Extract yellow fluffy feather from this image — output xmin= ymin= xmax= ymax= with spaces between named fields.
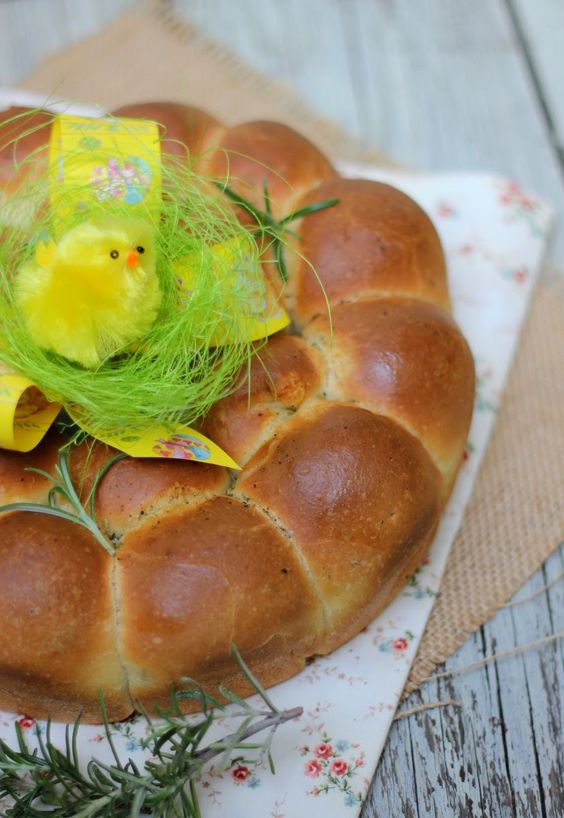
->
xmin=15 ymin=218 xmax=161 ymax=368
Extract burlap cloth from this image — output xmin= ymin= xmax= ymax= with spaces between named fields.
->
xmin=17 ymin=1 xmax=564 ymax=690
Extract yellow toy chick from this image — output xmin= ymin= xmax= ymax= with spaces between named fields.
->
xmin=15 ymin=217 xmax=161 ymax=368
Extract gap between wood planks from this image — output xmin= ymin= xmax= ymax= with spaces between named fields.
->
xmin=504 ymin=0 xmax=564 ymax=174
xmin=395 ymin=630 xmax=564 ymax=720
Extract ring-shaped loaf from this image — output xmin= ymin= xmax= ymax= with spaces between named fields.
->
xmin=0 ymin=104 xmax=475 ymax=721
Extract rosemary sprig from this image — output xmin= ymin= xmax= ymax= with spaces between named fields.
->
xmin=0 ymin=645 xmax=302 ymax=817
xmin=215 ymin=179 xmax=339 ymax=282
xmin=0 ymin=446 xmax=125 ymax=556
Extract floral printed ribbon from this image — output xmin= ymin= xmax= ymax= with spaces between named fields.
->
xmin=49 ymin=114 xmax=163 ymax=223
xmin=0 ymin=114 xmax=290 ymax=468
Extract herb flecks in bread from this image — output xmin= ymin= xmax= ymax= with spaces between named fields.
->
xmin=0 ymin=104 xmax=475 ymax=722
xmin=0 ymin=443 xmax=124 ymax=555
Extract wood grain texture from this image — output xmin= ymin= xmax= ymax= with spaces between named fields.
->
xmin=365 ymin=543 xmax=564 ymax=818
xmin=0 ymin=0 xmax=137 ymax=87
xmin=511 ymin=0 xmax=564 ymax=163
xmin=171 ymin=0 xmax=564 ymax=263
xmin=0 ymin=1 xmax=563 ymax=815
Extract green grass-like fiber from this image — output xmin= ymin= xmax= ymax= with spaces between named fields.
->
xmin=0 ymin=113 xmax=270 ymax=439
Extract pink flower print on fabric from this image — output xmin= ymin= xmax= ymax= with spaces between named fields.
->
xmin=314 ymin=743 xmax=333 ymax=760
xmin=230 ymin=763 xmax=261 ymax=789
xmin=374 ymin=629 xmax=415 ymax=656
xmin=16 ymin=715 xmax=35 ymax=730
xmin=330 ymin=759 xmax=348 ymax=776
xmin=305 ymin=759 xmax=323 ymax=778
xmin=501 ymin=266 xmax=529 ymax=284
xmin=436 ymin=201 xmax=458 ymax=219
xmin=496 ymin=179 xmax=547 ymax=237
xmin=232 ymin=765 xmax=250 ymax=782
xmin=301 ymin=734 xmax=366 ymax=806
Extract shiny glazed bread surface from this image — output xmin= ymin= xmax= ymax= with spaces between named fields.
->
xmin=0 ymin=104 xmax=475 ymax=720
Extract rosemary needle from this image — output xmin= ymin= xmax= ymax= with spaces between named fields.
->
xmin=0 ymin=646 xmax=302 ymax=817
xmin=0 ymin=445 xmax=125 ymax=556
xmin=215 ymin=179 xmax=339 ymax=282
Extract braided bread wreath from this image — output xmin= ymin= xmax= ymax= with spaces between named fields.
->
xmin=0 ymin=103 xmax=475 ymax=722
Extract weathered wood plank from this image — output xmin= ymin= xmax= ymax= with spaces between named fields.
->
xmin=0 ymin=0 xmax=136 ymax=88
xmin=510 ymin=0 xmax=564 ymax=163
xmin=365 ymin=543 xmax=564 ymax=818
xmin=483 ymin=600 xmax=549 ymax=816
xmin=365 ymin=633 xmax=513 ymax=817
xmin=174 ymin=0 xmax=564 ymax=262
xmin=517 ymin=551 xmax=564 ymax=816
xmin=479 ymin=549 xmax=564 ymax=818
xmin=174 ymin=0 xmax=365 ymax=136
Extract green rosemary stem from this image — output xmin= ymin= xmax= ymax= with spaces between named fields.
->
xmin=0 ymin=445 xmax=121 ymax=556
xmin=189 ymin=779 xmax=202 ymax=818
xmin=214 ymin=179 xmax=339 ymax=283
xmin=193 ymin=707 xmax=303 ymax=769
xmin=230 ymin=643 xmax=278 ymax=712
xmin=280 ymin=196 xmax=340 ymax=225
xmin=73 ymin=794 xmax=112 ymax=818
xmin=0 ymin=646 xmax=303 ymax=817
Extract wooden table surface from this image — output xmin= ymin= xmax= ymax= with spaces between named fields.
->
xmin=1 ymin=2 xmax=563 ymax=816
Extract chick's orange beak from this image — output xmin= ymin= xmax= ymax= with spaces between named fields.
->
xmin=126 ymin=249 xmax=139 ymax=269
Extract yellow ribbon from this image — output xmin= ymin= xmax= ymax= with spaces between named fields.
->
xmin=49 ymin=114 xmax=162 ymax=225
xmin=0 ymin=365 xmax=62 ymax=453
xmin=0 ymin=114 xmax=290 ymax=468
xmin=175 ymin=236 xmax=290 ymax=344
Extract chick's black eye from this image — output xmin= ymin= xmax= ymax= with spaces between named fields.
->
xmin=110 ymin=249 xmax=119 ymax=259
xmin=136 ymin=246 xmax=145 ymax=254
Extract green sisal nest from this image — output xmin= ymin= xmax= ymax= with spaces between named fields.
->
xmin=0 ymin=113 xmax=270 ymax=440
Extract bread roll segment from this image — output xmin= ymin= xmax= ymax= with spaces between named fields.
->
xmin=0 ymin=513 xmax=125 ymax=721
xmin=200 ymin=119 xmax=338 ymax=216
xmin=237 ymin=401 xmax=442 ymax=633
xmin=201 ymin=334 xmax=326 ymax=466
xmin=286 ymin=177 xmax=451 ymax=326
xmin=304 ymin=298 xmax=475 ymax=490
xmin=0 ymin=105 xmax=475 ymax=720
xmin=119 ymin=496 xmax=325 ymax=710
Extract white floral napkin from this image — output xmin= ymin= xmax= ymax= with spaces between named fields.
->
xmin=0 ymin=165 xmax=553 ymax=818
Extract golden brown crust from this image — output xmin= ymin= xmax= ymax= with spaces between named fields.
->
xmin=95 ymin=454 xmax=229 ymax=538
xmin=237 ymin=402 xmax=442 ymax=633
xmin=118 ymin=497 xmax=325 ymax=708
xmin=0 ymin=107 xmax=52 ymax=190
xmin=0 ymin=513 xmax=127 ymax=721
xmin=0 ymin=430 xmax=61 ymax=504
xmin=201 ymin=120 xmax=338 ymax=217
xmin=0 ymin=104 xmax=475 ymax=721
xmin=286 ymin=178 xmax=450 ymax=326
xmin=112 ymin=102 xmax=222 ymax=160
xmin=201 ymin=334 xmax=326 ymax=466
xmin=304 ymin=298 xmax=475 ymax=488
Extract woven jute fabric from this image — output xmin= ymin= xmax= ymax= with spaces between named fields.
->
xmin=18 ymin=0 xmax=564 ymax=689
